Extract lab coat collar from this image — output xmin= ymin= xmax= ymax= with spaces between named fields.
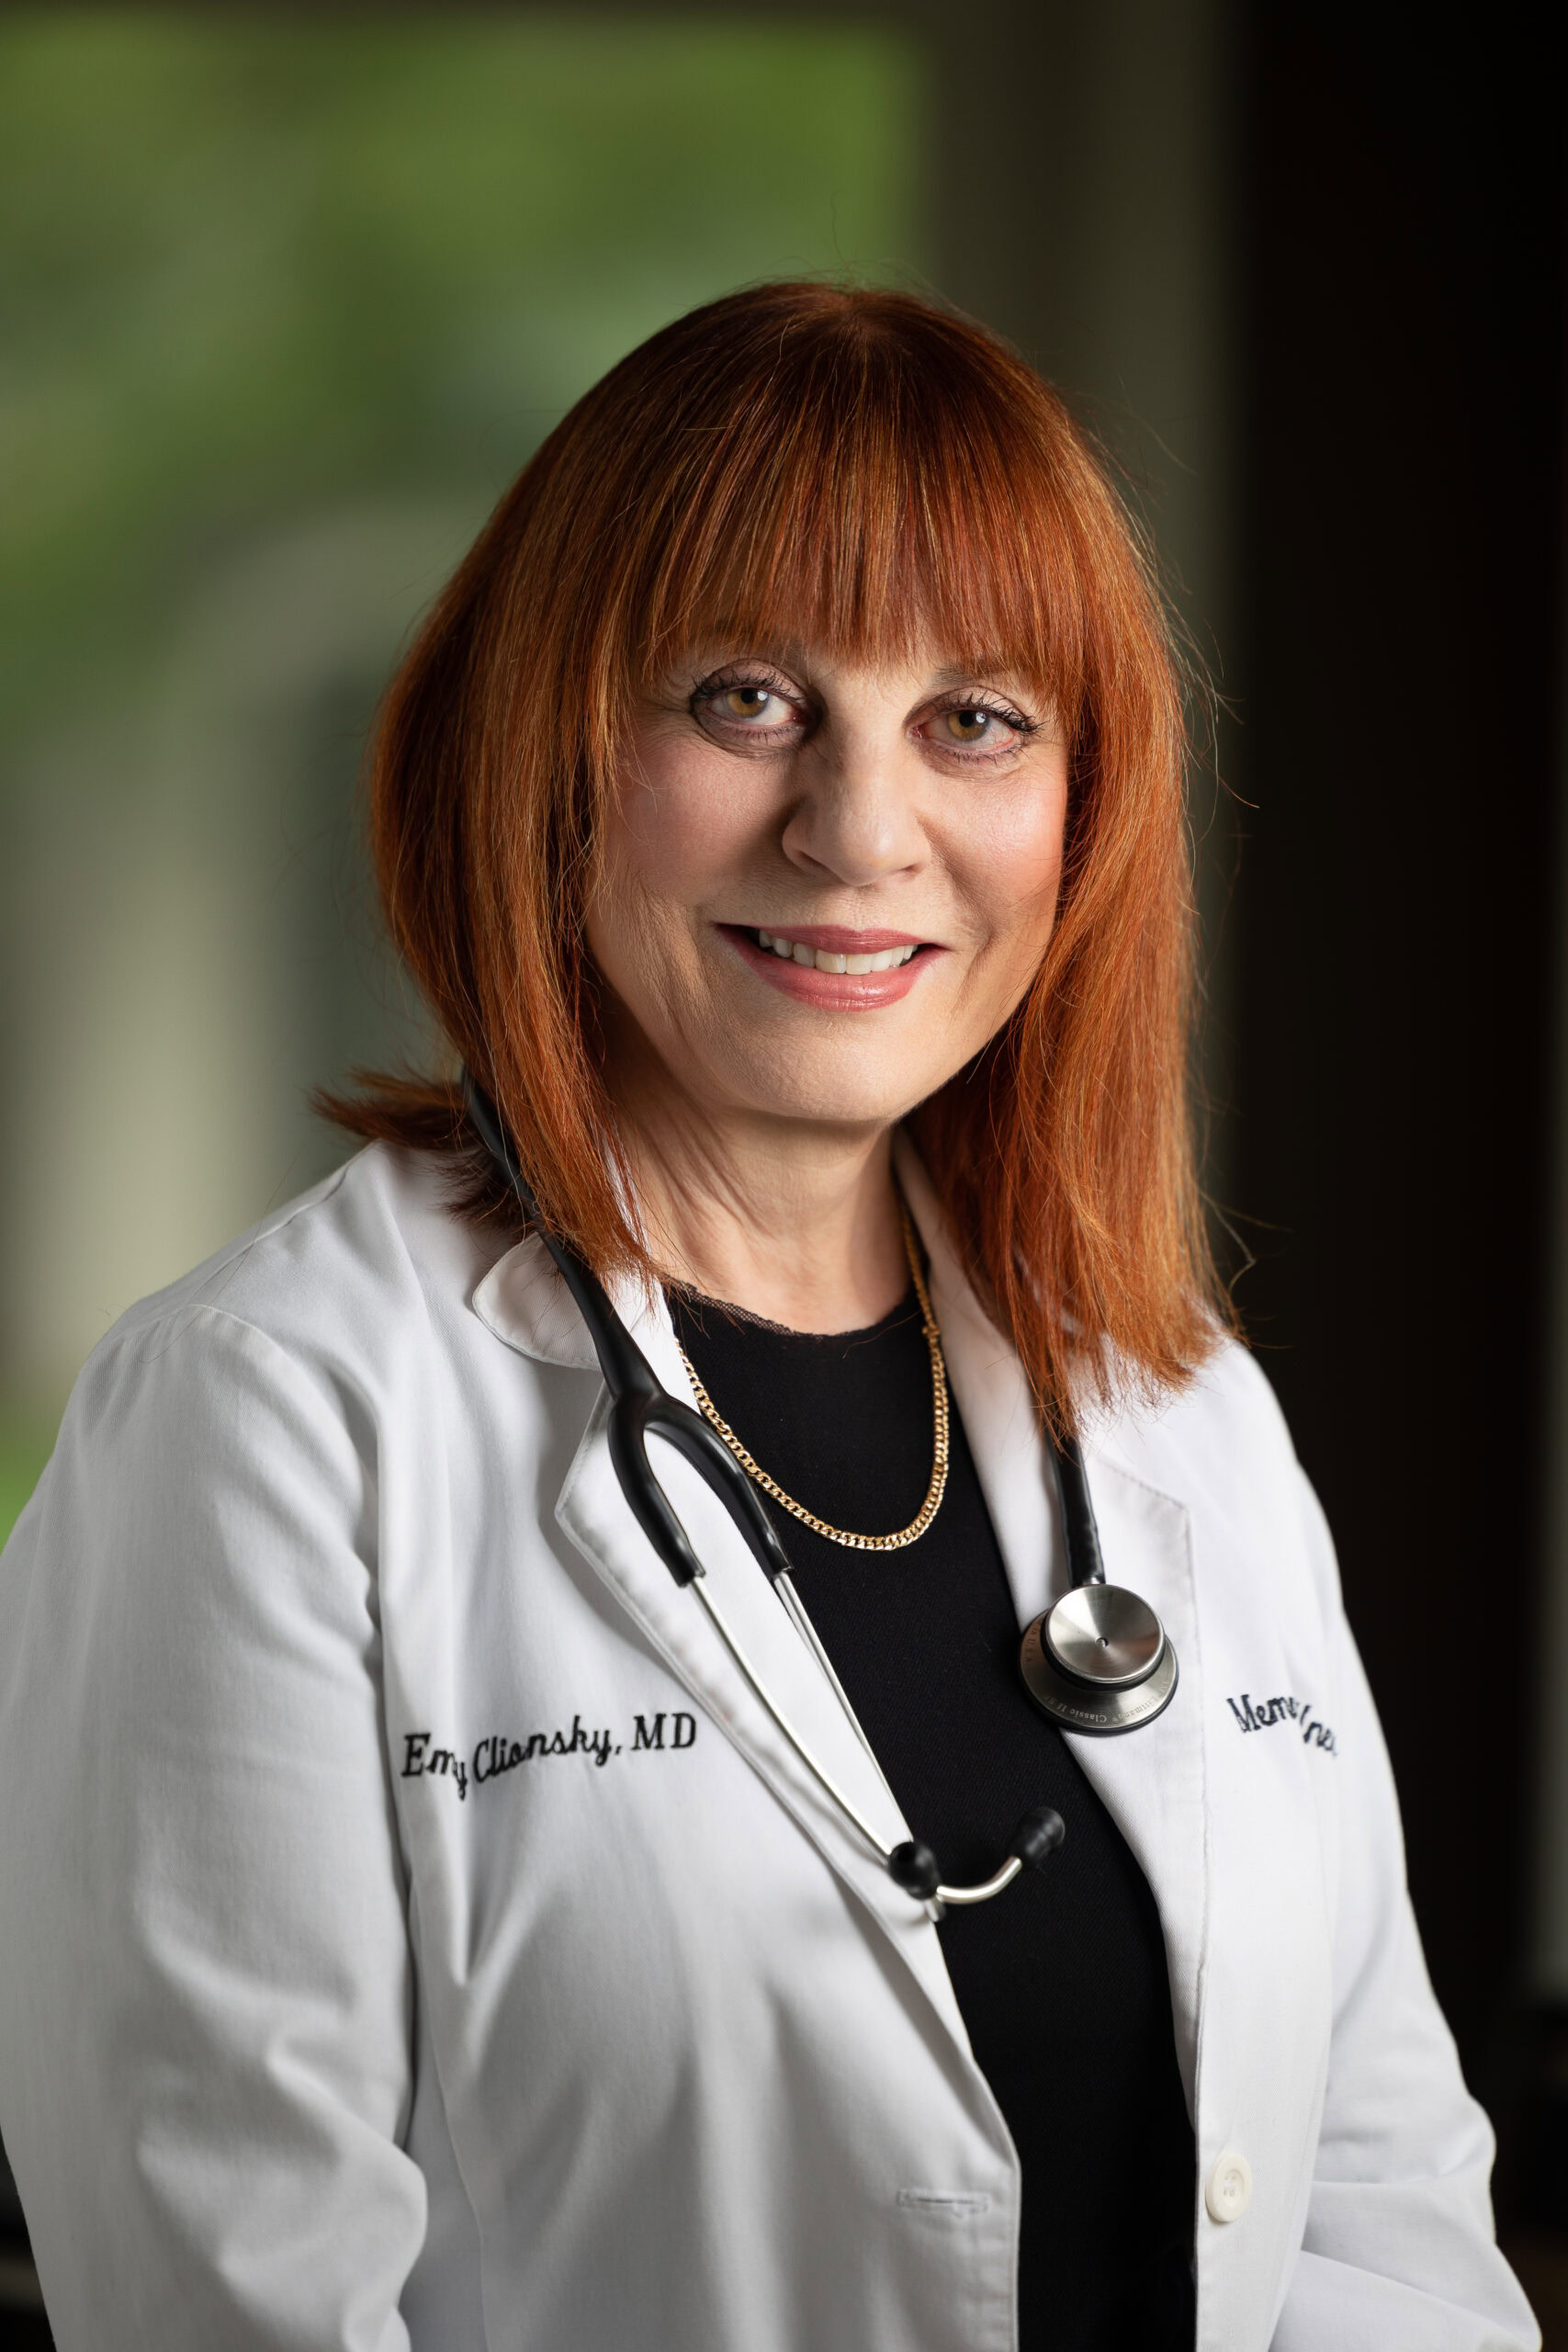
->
xmin=469 ymin=1137 xmax=1209 ymax=2108
xmin=471 ymin=1217 xmax=618 ymax=1372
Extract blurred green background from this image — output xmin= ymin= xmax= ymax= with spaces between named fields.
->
xmin=0 ymin=9 xmax=926 ymax=1541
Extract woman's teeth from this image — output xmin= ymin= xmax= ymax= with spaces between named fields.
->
xmin=755 ymin=929 xmax=917 ymax=975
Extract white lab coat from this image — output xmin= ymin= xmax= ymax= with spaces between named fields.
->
xmin=0 ymin=1138 xmax=1539 ymax=2352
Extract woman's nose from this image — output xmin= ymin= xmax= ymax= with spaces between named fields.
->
xmin=779 ymin=742 xmax=928 ymax=888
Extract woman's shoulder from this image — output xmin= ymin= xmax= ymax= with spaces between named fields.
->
xmin=1092 ymin=1331 xmax=1298 ymax=1494
xmin=3 ymin=1146 xmax=506 ymax=1589
xmin=118 ymin=1141 xmax=486 ymax=1336
xmin=1086 ymin=1333 xmax=1335 ymax=1600
xmin=73 ymin=1142 xmax=502 ymax=1424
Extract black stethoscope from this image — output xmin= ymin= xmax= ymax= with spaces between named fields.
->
xmin=465 ymin=1076 xmax=1177 ymax=1912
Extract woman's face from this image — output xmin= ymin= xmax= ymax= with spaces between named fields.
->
xmin=585 ymin=639 xmax=1071 ymax=1137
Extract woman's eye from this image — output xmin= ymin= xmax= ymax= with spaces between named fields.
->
xmin=691 ymin=677 xmax=803 ymax=739
xmin=691 ymin=677 xmax=808 ymax=748
xmin=717 ymin=684 xmax=786 ymax=724
xmin=928 ymin=704 xmax=1025 ymax=752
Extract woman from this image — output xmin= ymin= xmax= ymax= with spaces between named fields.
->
xmin=0 ymin=284 xmax=1538 ymax=2350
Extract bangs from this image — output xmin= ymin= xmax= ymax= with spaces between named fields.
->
xmin=618 ymin=299 xmax=1094 ymax=725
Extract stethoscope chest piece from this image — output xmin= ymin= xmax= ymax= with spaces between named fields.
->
xmin=1020 ymin=1584 xmax=1179 ymax=1736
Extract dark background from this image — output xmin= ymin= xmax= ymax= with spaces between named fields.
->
xmin=1235 ymin=10 xmax=1564 ymax=2150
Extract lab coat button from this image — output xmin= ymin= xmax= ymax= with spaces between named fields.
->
xmin=1204 ymin=2149 xmax=1252 ymax=2223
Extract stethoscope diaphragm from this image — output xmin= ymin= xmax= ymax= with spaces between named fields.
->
xmin=1019 ymin=1584 xmax=1179 ymax=1736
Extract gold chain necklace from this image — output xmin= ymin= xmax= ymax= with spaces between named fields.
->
xmin=672 ymin=1199 xmax=950 ymax=1551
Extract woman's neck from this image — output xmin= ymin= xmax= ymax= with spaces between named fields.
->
xmin=615 ymin=1091 xmax=909 ymax=1335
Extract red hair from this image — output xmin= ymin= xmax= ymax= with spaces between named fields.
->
xmin=326 ymin=281 xmax=1228 ymax=1430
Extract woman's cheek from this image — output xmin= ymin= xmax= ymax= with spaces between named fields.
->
xmin=616 ymin=740 xmax=769 ymax=901
xmin=953 ymin=771 xmax=1068 ymax=938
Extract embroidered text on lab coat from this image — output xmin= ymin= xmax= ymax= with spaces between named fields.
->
xmin=1224 ymin=1692 xmax=1338 ymax=1754
xmin=400 ymin=1713 xmax=699 ymax=1798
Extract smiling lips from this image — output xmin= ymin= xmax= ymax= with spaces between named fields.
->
xmin=722 ymin=922 xmax=934 ymax=1008
xmin=756 ymin=927 xmax=917 ymax=975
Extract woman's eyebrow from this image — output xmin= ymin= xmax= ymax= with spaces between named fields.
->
xmin=923 ymin=660 xmax=1029 ymax=691
xmin=682 ymin=638 xmax=809 ymax=669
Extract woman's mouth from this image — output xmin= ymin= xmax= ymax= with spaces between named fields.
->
xmin=754 ymin=927 xmax=918 ymax=975
xmin=717 ymin=923 xmax=936 ymax=1008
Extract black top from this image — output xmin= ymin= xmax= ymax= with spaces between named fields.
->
xmin=670 ymin=1278 xmax=1195 ymax=2352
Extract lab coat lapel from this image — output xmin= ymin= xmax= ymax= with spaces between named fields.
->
xmin=1052 ymin=1457 xmax=1209 ymax=2112
xmin=895 ymin=1137 xmax=1211 ymax=2112
xmin=472 ymin=1233 xmax=974 ymax=2049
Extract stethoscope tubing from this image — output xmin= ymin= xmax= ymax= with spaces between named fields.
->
xmin=459 ymin=1073 xmax=1172 ymax=1906
xmin=690 ymin=1571 xmax=1022 ymax=1905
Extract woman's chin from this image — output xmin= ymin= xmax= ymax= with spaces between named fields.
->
xmin=694 ymin=1050 xmax=939 ymax=1136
